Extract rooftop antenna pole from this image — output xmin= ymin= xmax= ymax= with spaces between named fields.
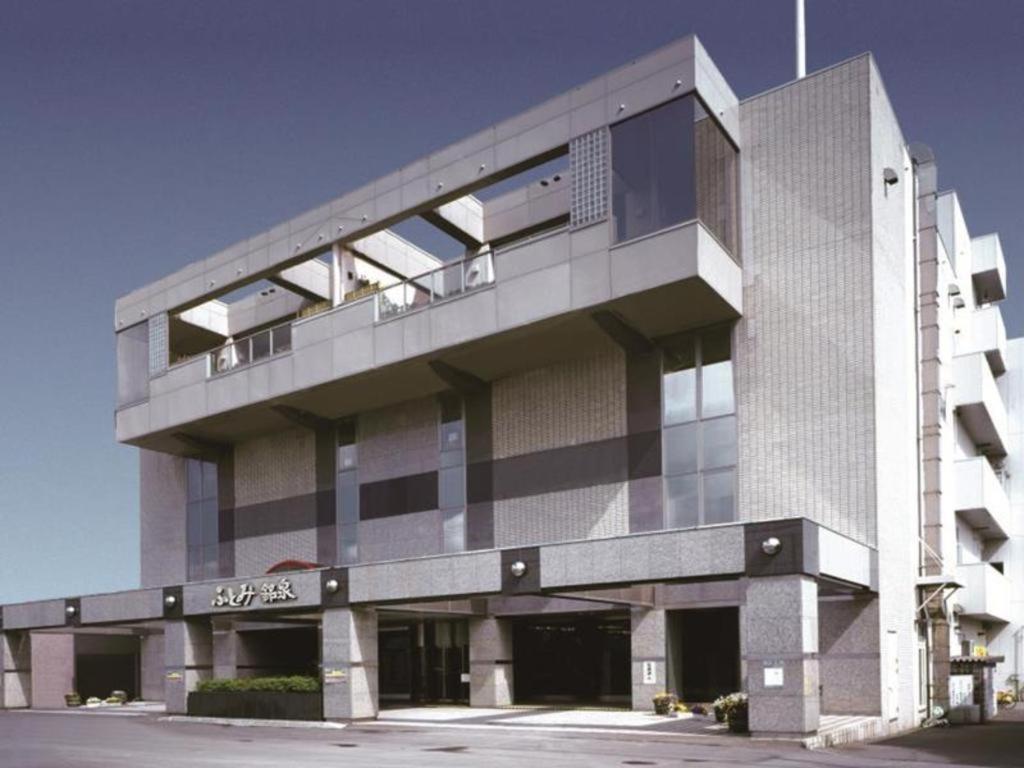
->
xmin=796 ymin=0 xmax=807 ymax=78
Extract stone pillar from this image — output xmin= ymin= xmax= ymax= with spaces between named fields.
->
xmin=2 ymin=631 xmax=32 ymax=709
xmin=818 ymin=595 xmax=881 ymax=715
xmin=212 ymin=620 xmax=238 ymax=680
xmin=744 ymin=576 xmax=819 ymax=736
xmin=469 ymin=617 xmax=513 ymax=707
xmin=30 ymin=633 xmax=75 ymax=709
xmin=164 ymin=619 xmax=212 ymax=715
xmin=631 ymin=607 xmax=666 ymax=711
xmin=931 ymin=617 xmax=951 ymax=712
xmin=139 ymin=633 xmax=166 ymax=702
xmin=321 ymin=607 xmax=378 ymax=720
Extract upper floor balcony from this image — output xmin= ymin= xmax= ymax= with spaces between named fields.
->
xmin=970 ymin=233 xmax=1007 ymax=304
xmin=113 ymin=35 xmax=743 ymax=452
xmin=955 ymin=561 xmax=1013 ymax=623
xmin=954 ymin=457 xmax=1011 ymax=541
xmin=956 ymin=304 xmax=1007 ymax=376
xmin=952 ymin=352 xmax=1008 ymax=457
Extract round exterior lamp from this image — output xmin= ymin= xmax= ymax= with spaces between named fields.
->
xmin=64 ymin=605 xmax=77 ymax=618
xmin=761 ymin=537 xmax=783 ymax=556
xmin=163 ymin=595 xmax=178 ymax=609
xmin=509 ymin=561 xmax=528 ymax=578
xmin=324 ymin=578 xmax=340 ymax=594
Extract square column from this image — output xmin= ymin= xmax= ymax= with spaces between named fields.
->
xmin=321 ymin=607 xmax=378 ymax=720
xmin=2 ymin=631 xmax=32 ymax=709
xmin=744 ymin=576 xmax=820 ymax=736
xmin=469 ymin=617 xmax=513 ymax=707
xmin=164 ymin=619 xmax=212 ymax=715
xmin=631 ymin=607 xmax=666 ymax=711
xmin=30 ymin=633 xmax=75 ymax=709
xmin=212 ymin=620 xmax=237 ymax=680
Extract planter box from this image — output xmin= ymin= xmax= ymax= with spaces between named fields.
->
xmin=187 ymin=691 xmax=322 ymax=721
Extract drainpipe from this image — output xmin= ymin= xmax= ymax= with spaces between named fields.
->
xmin=795 ymin=0 xmax=807 ymax=79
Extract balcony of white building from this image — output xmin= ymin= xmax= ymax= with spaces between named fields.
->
xmin=953 ymin=352 xmax=1008 ymax=457
xmin=954 ymin=457 xmax=1011 ymax=541
xmin=954 ymin=561 xmax=1013 ymax=623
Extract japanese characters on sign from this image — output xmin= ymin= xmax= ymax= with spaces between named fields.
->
xmin=211 ymin=578 xmax=298 ymax=609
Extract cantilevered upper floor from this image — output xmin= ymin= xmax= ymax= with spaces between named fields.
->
xmin=115 ymin=35 xmax=743 ymax=451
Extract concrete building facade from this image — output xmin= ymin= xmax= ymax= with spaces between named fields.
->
xmin=1 ymin=34 xmax=1020 ymax=739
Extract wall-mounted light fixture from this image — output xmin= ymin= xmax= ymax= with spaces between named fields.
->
xmin=324 ymin=578 xmax=340 ymax=594
xmin=65 ymin=605 xmax=78 ymax=618
xmin=761 ymin=537 xmax=782 ymax=556
xmin=509 ymin=561 xmax=528 ymax=578
xmin=163 ymin=595 xmax=178 ymax=609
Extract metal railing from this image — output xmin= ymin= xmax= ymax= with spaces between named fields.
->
xmin=376 ymin=252 xmax=494 ymax=321
xmin=208 ymin=321 xmax=293 ymax=376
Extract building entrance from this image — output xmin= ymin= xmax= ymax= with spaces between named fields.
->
xmin=667 ymin=607 xmax=740 ymax=702
xmin=378 ymin=619 xmax=469 ymax=705
xmin=512 ymin=613 xmax=630 ymax=706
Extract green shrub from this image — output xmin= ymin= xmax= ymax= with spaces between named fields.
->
xmin=196 ymin=675 xmax=321 ymax=694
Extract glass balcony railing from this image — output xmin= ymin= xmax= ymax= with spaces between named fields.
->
xmin=208 ymin=321 xmax=293 ymax=376
xmin=376 ymin=252 xmax=495 ymax=321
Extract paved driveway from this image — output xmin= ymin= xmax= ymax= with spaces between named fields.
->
xmin=1 ymin=708 xmax=1022 ymax=767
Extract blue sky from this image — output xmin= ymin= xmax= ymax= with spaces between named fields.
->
xmin=1 ymin=0 xmax=1022 ymax=603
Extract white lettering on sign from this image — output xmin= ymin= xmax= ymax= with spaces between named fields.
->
xmin=211 ymin=578 xmax=298 ymax=609
xmin=642 ymin=661 xmax=657 ymax=685
xmin=764 ymin=665 xmax=784 ymax=688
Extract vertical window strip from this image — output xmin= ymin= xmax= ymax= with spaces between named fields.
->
xmin=186 ymin=458 xmax=219 ymax=581
xmin=661 ymin=328 xmax=736 ymax=529
xmin=439 ymin=393 xmax=467 ymax=553
xmin=336 ymin=418 xmax=359 ymax=566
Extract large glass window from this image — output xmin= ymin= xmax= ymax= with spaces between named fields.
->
xmin=186 ymin=459 xmax=220 ymax=581
xmin=662 ymin=326 xmax=737 ymax=529
xmin=439 ymin=393 xmax=466 ymax=554
xmin=611 ymin=95 xmax=738 ymax=255
xmin=336 ymin=418 xmax=359 ymax=566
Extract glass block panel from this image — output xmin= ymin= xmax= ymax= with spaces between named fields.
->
xmin=663 ymin=422 xmax=699 ymax=477
xmin=665 ymin=473 xmax=699 ymax=529
xmin=570 ymin=128 xmax=609 ymax=228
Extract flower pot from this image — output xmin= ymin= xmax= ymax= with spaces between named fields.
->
xmin=727 ymin=711 xmax=749 ymax=733
xmin=714 ymin=704 xmax=726 ymax=722
xmin=653 ymin=694 xmax=678 ymax=716
xmin=64 ymin=694 xmax=82 ymax=708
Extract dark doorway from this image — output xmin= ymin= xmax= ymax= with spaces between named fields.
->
xmin=669 ymin=607 xmax=740 ymax=702
xmin=74 ymin=635 xmax=140 ymax=700
xmin=512 ymin=613 xmax=630 ymax=706
xmin=237 ymin=626 xmax=318 ymax=678
xmin=378 ymin=619 xmax=469 ymax=706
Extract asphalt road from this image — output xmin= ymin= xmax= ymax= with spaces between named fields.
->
xmin=0 ymin=710 xmax=1021 ymax=767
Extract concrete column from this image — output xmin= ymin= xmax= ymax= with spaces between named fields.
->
xmin=139 ymin=633 xmax=166 ymax=702
xmin=469 ymin=617 xmax=513 ymax=707
xmin=164 ymin=619 xmax=212 ymax=715
xmin=818 ymin=596 xmax=881 ymax=715
xmin=321 ymin=607 xmax=378 ymax=720
xmin=744 ymin=576 xmax=819 ymax=735
xmin=2 ymin=631 xmax=32 ymax=709
xmin=631 ymin=607 xmax=666 ymax=711
xmin=212 ymin=621 xmax=238 ymax=680
xmin=931 ymin=617 xmax=951 ymax=712
xmin=30 ymin=633 xmax=75 ymax=709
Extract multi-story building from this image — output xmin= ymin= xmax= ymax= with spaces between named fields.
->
xmin=1 ymin=33 xmax=1020 ymax=739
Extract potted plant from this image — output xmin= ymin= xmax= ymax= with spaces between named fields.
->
xmin=652 ymin=692 xmax=679 ymax=716
xmin=725 ymin=692 xmax=749 ymax=733
xmin=713 ymin=694 xmax=729 ymax=722
xmin=64 ymin=692 xmax=81 ymax=708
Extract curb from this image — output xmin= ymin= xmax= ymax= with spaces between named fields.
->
xmin=160 ymin=715 xmax=346 ymax=730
